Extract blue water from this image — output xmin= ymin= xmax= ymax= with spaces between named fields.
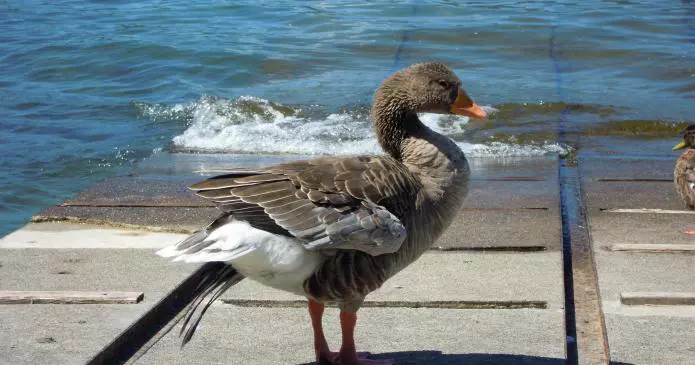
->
xmin=1 ymin=0 xmax=694 ymax=236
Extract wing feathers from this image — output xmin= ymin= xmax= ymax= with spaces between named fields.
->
xmin=188 ymin=156 xmax=419 ymax=255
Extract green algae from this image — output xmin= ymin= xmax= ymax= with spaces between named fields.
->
xmin=491 ymin=102 xmax=619 ymax=120
xmin=484 ymin=120 xmax=691 ymax=145
xmin=582 ymin=120 xmax=691 ymax=138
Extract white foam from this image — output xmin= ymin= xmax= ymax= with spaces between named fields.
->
xmin=163 ymin=96 xmax=567 ymax=157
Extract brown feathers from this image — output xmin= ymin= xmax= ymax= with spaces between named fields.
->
xmin=189 ymin=156 xmax=420 ymax=253
xmin=675 ymin=149 xmax=695 ymax=209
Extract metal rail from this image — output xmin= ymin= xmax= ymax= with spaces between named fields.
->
xmin=550 ymin=22 xmax=611 ymax=365
xmin=558 ymin=159 xmax=611 ymax=365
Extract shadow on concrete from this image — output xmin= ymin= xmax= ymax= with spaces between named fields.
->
xmin=301 ymin=351 xmax=634 ymax=365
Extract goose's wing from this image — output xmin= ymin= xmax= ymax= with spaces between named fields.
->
xmin=190 ymin=156 xmax=420 ymax=256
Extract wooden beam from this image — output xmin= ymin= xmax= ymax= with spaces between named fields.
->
xmin=621 ymin=292 xmax=695 ymax=306
xmin=609 ymin=244 xmax=695 ymax=253
xmin=0 ymin=291 xmax=143 ymax=304
xmin=601 ymin=208 xmax=695 ymax=215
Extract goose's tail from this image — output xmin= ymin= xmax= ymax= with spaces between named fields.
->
xmin=177 ymin=262 xmax=244 ymax=346
xmin=156 ymin=214 xmax=246 ymax=346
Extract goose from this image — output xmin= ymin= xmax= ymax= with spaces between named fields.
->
xmin=673 ymin=125 xmax=695 ymax=234
xmin=157 ymin=61 xmax=487 ymax=365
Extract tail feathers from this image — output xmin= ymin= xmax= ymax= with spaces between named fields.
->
xmin=157 ymin=214 xmax=232 ymax=258
xmin=157 ymin=230 xmax=208 ymax=258
xmin=176 ymin=263 xmax=245 ymax=347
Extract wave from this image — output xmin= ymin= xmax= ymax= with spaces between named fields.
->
xmin=135 ymin=96 xmax=570 ymax=157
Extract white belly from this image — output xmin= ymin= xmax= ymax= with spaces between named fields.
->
xmin=159 ymin=221 xmax=321 ymax=295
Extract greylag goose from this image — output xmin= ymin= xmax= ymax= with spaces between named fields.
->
xmin=157 ymin=61 xmax=487 ymax=365
xmin=673 ymin=125 xmax=695 ymax=234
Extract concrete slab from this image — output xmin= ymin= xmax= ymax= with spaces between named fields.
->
xmin=65 ymin=176 xmax=208 ymax=207
xmin=33 ymin=167 xmax=561 ymax=233
xmin=466 ymin=180 xmax=559 ymax=211
xmin=0 ymin=247 xmax=198 ymax=294
xmin=222 ymin=251 xmax=563 ymax=309
xmin=135 ymin=306 xmax=566 ymax=365
xmin=0 ymin=222 xmax=186 ymax=249
xmin=584 ymin=180 xmax=682 ymax=211
xmin=0 ymin=304 xmax=151 ymax=365
xmin=3 ymin=154 xmax=566 ymax=364
xmin=27 ymin=189 xmax=562 ymax=250
xmin=590 ymin=203 xmax=695 ymax=365
xmin=467 ymin=156 xmax=558 ymax=182
xmin=604 ymin=313 xmax=695 ymax=365
xmin=580 ymin=155 xmax=682 ymax=213
xmin=592 ymin=251 xmax=694 ymax=306
xmin=437 ymin=209 xmax=561 ymax=251
xmin=69 ymin=158 xmax=559 ymax=208
xmin=0 ymin=223 xmax=565 ymax=365
xmin=77 ymin=155 xmax=558 ymax=207
xmin=580 ymin=156 xmax=674 ymax=181
xmin=0 ymin=246 xmax=562 ymax=309
xmin=64 ymin=178 xmax=561 ymax=211
xmin=38 ymin=190 xmax=559 ymax=231
xmin=589 ymin=212 xmax=695 ymax=249
xmin=33 ymin=206 xmax=219 ymax=232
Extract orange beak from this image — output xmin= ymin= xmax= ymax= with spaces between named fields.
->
xmin=450 ymin=89 xmax=487 ymax=119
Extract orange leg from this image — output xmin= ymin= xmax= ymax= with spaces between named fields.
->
xmin=335 ymin=311 xmax=393 ymax=365
xmin=308 ymin=299 xmax=386 ymax=364
xmin=308 ymin=298 xmax=333 ymax=361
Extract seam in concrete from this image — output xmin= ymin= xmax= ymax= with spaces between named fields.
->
xmin=464 ymin=207 xmax=550 ymax=211
xmin=432 ymin=245 xmax=547 ymax=252
xmin=478 ymin=177 xmax=547 ymax=181
xmin=219 ymin=299 xmax=548 ymax=310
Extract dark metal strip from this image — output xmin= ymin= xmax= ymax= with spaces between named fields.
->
xmin=559 ymin=160 xmax=611 ymax=365
xmin=550 ymin=24 xmax=611 ymax=365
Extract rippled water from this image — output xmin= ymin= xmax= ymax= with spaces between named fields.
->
xmin=1 ymin=0 xmax=694 ymax=235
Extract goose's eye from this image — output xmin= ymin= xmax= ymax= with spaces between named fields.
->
xmin=437 ymin=80 xmax=449 ymax=89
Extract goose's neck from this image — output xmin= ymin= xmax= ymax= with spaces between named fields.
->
xmin=371 ymin=97 xmax=423 ymax=160
xmin=372 ymin=99 xmax=466 ymax=167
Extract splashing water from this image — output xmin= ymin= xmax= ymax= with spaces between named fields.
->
xmin=139 ymin=96 xmax=569 ymax=157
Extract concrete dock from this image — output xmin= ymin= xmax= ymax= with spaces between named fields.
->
xmin=1 ymin=154 xmax=693 ymax=365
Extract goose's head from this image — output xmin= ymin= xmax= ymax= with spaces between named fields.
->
xmin=372 ymin=62 xmax=487 ymax=159
xmin=673 ymin=125 xmax=695 ymax=151
xmin=374 ymin=61 xmax=487 ymax=120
